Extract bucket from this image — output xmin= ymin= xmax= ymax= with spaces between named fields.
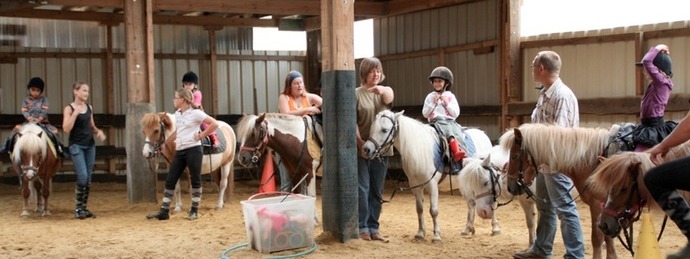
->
xmin=240 ymin=192 xmax=315 ymax=254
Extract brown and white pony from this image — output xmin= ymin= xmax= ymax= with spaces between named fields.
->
xmin=11 ymin=123 xmax=61 ymax=216
xmin=586 ymin=140 xmax=690 ymax=238
xmin=235 ymin=113 xmax=323 ymax=197
xmin=499 ymin=123 xmax=618 ymax=259
xmin=141 ymin=112 xmax=236 ymax=211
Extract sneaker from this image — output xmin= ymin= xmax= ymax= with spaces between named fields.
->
xmin=359 ymin=232 xmax=371 ymax=241
xmin=75 ymin=208 xmax=91 ymax=219
xmin=185 ymin=210 xmax=198 ymax=221
xmin=513 ymin=250 xmax=548 ymax=259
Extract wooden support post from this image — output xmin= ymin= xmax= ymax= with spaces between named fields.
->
xmin=500 ymin=0 xmax=522 ymax=130
xmin=105 ymin=23 xmax=117 ymax=174
xmin=320 ymin=0 xmax=358 ymax=242
xmin=124 ymin=0 xmax=157 ymax=203
xmin=306 ymin=30 xmax=322 ymax=94
xmin=205 ymin=26 xmax=222 ymax=115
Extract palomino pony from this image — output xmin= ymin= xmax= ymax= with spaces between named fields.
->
xmin=141 ymin=112 xmax=236 ymax=211
xmin=11 ymin=123 xmax=61 ymax=216
xmin=499 ymin=123 xmax=618 ymax=259
xmin=458 ymin=146 xmax=537 ymax=250
xmin=587 ymin=140 xmax=690 ymax=238
xmin=362 ymin=110 xmax=492 ymax=243
xmin=235 ymin=113 xmax=323 ymax=197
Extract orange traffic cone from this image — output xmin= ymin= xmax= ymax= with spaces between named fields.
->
xmin=258 ymin=151 xmax=276 ymax=193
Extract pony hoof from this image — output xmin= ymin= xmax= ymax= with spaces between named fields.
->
xmin=214 ymin=206 xmax=223 ymax=211
xmin=414 ymin=235 xmax=425 ymax=240
xmin=460 ymin=230 xmax=473 ymax=236
xmin=20 ymin=211 xmax=30 ymax=217
xmin=42 ymin=211 xmax=52 ymax=216
xmin=431 ymin=238 xmax=442 ymax=244
xmin=173 ymin=207 xmax=183 ymax=214
xmin=491 ymin=230 xmax=501 ymax=236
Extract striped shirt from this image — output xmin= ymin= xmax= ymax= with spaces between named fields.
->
xmin=531 ymin=78 xmax=579 ymax=127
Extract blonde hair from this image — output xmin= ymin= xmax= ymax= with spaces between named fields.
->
xmin=359 ymin=57 xmax=385 ymax=84
xmin=72 ymin=81 xmax=89 ymax=101
xmin=176 ymin=88 xmax=199 ymax=109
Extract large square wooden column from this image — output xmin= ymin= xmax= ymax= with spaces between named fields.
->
xmin=124 ymin=0 xmax=157 ymax=203
xmin=320 ymin=0 xmax=358 ymax=242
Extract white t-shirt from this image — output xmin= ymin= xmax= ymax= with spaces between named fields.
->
xmin=174 ymin=108 xmax=208 ymax=150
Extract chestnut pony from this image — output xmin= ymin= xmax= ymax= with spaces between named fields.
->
xmin=11 ymin=122 xmax=61 ymax=217
xmin=499 ymin=123 xmax=621 ymax=259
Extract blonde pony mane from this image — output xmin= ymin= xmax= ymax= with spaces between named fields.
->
xmin=140 ymin=112 xmax=175 ymax=133
xmin=499 ymin=123 xmax=609 ymax=173
xmin=587 ymin=138 xmax=690 ymax=201
xmin=12 ymin=123 xmax=48 ymax=163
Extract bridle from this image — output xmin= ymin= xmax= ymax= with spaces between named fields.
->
xmin=599 ymin=172 xmax=647 ymax=256
xmin=18 ymin=152 xmax=43 ymax=179
xmin=144 ymin=120 xmax=168 ymax=171
xmin=506 ymin=143 xmax=539 ymax=199
xmin=239 ymin=120 xmax=269 ymax=164
xmin=367 ymin=114 xmax=398 ymax=159
xmin=473 ymin=163 xmax=514 ymax=209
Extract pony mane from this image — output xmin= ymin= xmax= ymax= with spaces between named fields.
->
xmin=459 ymin=158 xmax=490 ymax=197
xmin=587 ymin=139 xmax=690 ymax=200
xmin=12 ymin=123 xmax=48 ymax=162
xmin=392 ymin=112 xmax=439 ymax=167
xmin=235 ymin=114 xmax=258 ymax=145
xmin=586 ymin=152 xmax=654 ymax=199
xmin=499 ymin=123 xmax=609 ymax=173
xmin=140 ymin=113 xmax=175 ymax=133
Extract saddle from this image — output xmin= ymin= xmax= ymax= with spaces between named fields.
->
xmin=605 ymin=123 xmax=636 ymax=156
xmin=200 ymin=127 xmax=226 ymax=155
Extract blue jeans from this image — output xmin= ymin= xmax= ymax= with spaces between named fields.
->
xmin=70 ymin=144 xmax=96 ymax=186
xmin=358 ymin=156 xmax=388 ymax=235
xmin=532 ymin=172 xmax=585 ymax=259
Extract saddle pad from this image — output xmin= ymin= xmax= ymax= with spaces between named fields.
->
xmin=201 ymin=127 xmax=227 ymax=155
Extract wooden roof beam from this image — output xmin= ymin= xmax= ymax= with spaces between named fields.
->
xmin=0 ymin=9 xmax=279 ymax=27
xmin=0 ymin=0 xmax=38 ymax=12
xmin=39 ymin=0 xmax=386 ymax=17
xmin=387 ymin=0 xmax=482 ymax=16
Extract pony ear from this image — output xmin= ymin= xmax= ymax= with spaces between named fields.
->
xmin=394 ymin=110 xmax=404 ymax=119
xmin=481 ymin=154 xmax=491 ymax=167
xmin=597 ymin=155 xmax=607 ymax=163
xmin=257 ymin=113 xmax=266 ymax=124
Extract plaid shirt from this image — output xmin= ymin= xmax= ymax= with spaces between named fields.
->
xmin=531 ymin=78 xmax=579 ymax=127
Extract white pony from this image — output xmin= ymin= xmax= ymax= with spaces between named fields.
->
xmin=362 ymin=110 xmax=492 ymax=242
xmin=457 ymin=145 xmax=537 ymax=249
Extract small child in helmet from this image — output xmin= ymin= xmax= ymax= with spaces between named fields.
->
xmin=0 ymin=77 xmax=67 ymax=157
xmin=422 ymin=66 xmax=466 ymax=173
xmin=181 ymin=71 xmax=219 ymax=147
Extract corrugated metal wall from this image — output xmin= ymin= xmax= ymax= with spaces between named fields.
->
xmin=373 ymin=0 xmax=501 ymax=138
xmin=522 ymin=21 xmax=690 ymax=128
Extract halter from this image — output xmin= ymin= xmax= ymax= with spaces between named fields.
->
xmin=599 ymin=172 xmax=647 ymax=256
xmin=367 ymin=114 xmax=398 ymax=159
xmin=239 ymin=120 xmax=269 ymax=164
xmin=18 ymin=154 xmax=43 ymax=179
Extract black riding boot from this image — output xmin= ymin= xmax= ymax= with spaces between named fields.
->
xmin=657 ymin=190 xmax=690 ymax=259
xmin=146 ymin=189 xmax=174 ymax=220
xmin=81 ymin=186 xmax=94 ymax=218
xmin=75 ymin=185 xmax=90 ymax=219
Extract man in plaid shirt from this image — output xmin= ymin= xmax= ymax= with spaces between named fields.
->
xmin=514 ymin=51 xmax=583 ymax=259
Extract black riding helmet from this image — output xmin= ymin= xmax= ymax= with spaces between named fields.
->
xmin=428 ymin=66 xmax=454 ymax=91
xmin=27 ymin=77 xmax=45 ymax=93
xmin=182 ymin=71 xmax=199 ymax=84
